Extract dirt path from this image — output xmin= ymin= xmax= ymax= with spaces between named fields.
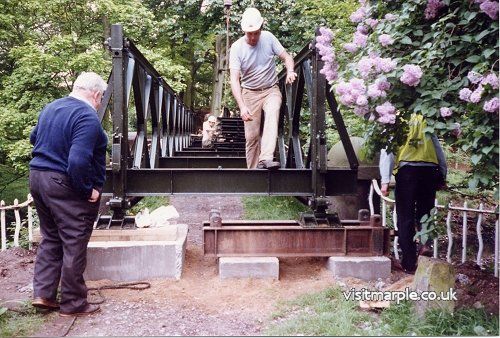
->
xmin=1 ymin=195 xmax=497 ymax=336
xmin=31 ymin=196 xmax=337 ymax=336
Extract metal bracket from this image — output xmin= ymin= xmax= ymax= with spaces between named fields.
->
xmin=299 ymin=211 xmax=341 ymax=227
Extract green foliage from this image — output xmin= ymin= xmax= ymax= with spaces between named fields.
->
xmin=265 ymin=287 xmax=372 ymax=336
xmin=0 ymin=0 xmax=184 ymax=174
xmin=242 ymin=196 xmax=310 ymax=220
xmin=415 ymin=207 xmax=447 ymax=244
xmin=380 ymin=301 xmax=499 ymax=336
xmin=336 ymin=0 xmax=499 ymax=189
xmin=264 ymin=289 xmax=499 ymax=336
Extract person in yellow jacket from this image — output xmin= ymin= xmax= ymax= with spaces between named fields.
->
xmin=379 ymin=114 xmax=447 ymax=274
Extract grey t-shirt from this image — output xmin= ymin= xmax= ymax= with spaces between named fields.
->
xmin=229 ymin=31 xmax=285 ymax=90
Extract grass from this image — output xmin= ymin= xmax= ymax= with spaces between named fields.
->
xmin=264 ymin=288 xmax=499 ymax=336
xmin=380 ymin=301 xmax=499 ymax=336
xmin=265 ymin=287 xmax=373 ymax=336
xmin=129 ymin=196 xmax=170 ymax=214
xmin=242 ymin=196 xmax=310 ymax=220
xmin=0 ymin=303 xmax=45 ymax=337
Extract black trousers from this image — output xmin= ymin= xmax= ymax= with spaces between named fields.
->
xmin=30 ymin=170 xmax=99 ymax=313
xmin=394 ymin=165 xmax=439 ymax=271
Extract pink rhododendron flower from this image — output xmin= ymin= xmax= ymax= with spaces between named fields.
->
xmin=378 ymin=34 xmax=394 ymax=46
xmin=483 ymin=97 xmax=499 ymax=112
xmin=316 ymin=27 xmax=338 ymax=82
xmin=480 ymin=1 xmax=499 ymax=19
xmin=350 ymin=6 xmax=367 ymax=23
xmin=400 ymin=64 xmax=423 ymax=87
xmin=378 ymin=114 xmax=396 ymax=124
xmin=358 ymin=57 xmax=374 ymax=78
xmin=376 ymin=77 xmax=391 ymax=91
xmin=340 ymin=93 xmax=356 ymax=106
xmin=424 ymin=0 xmax=445 ymax=19
xmin=469 ymin=85 xmax=484 ymax=103
xmin=384 ymin=13 xmax=397 ymax=20
xmin=367 ymin=84 xmax=384 ymax=98
xmin=467 ymin=71 xmax=483 ymax=84
xmin=353 ymin=31 xmax=368 ymax=47
xmin=350 ymin=78 xmax=366 ymax=92
xmin=481 ymin=73 xmax=499 ymax=89
xmin=344 ymin=43 xmax=359 ymax=53
xmin=374 ymin=57 xmax=397 ymax=73
xmin=356 ymin=95 xmax=368 ymax=106
xmin=353 ymin=105 xmax=369 ymax=117
xmin=357 ymin=24 xmax=369 ymax=34
xmin=365 ymin=18 xmax=379 ymax=28
xmin=335 ymin=81 xmax=350 ymax=96
xmin=459 ymin=88 xmax=472 ymax=101
xmin=376 ymin=101 xmax=396 ymax=116
xmin=440 ymin=107 xmax=453 ymax=117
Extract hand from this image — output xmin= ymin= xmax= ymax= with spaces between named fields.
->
xmin=286 ymin=71 xmax=297 ymax=84
xmin=240 ymin=106 xmax=253 ymax=121
xmin=380 ymin=183 xmax=390 ymax=196
xmin=88 ymin=188 xmax=100 ymax=203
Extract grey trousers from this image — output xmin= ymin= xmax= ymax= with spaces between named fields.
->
xmin=30 ymin=170 xmax=99 ymax=313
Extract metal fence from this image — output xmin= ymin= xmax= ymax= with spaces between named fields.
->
xmin=0 ymin=195 xmax=34 ymax=251
xmin=369 ymin=179 xmax=500 ymax=277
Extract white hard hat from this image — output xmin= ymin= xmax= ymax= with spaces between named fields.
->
xmin=241 ymin=8 xmax=264 ymax=32
xmin=208 ymin=116 xmax=217 ymax=123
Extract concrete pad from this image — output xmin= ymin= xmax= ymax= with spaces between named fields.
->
xmin=219 ymin=257 xmax=279 ymax=280
xmin=84 ymin=224 xmax=188 ymax=281
xmin=326 ymin=256 xmax=391 ymax=281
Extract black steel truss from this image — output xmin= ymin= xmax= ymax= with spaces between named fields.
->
xmin=100 ymin=25 xmax=360 ymax=220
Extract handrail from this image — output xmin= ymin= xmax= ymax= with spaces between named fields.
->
xmin=369 ymin=179 xmax=499 ymax=277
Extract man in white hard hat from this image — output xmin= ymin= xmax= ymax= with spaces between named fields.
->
xmin=202 ymin=115 xmax=218 ymax=148
xmin=229 ymin=7 xmax=296 ymax=169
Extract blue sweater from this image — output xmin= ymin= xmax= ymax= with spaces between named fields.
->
xmin=30 ymin=96 xmax=108 ymax=199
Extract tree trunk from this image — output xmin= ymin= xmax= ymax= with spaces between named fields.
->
xmin=210 ymin=35 xmax=227 ymax=117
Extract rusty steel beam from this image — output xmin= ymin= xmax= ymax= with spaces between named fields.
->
xmin=203 ymin=220 xmax=389 ymax=257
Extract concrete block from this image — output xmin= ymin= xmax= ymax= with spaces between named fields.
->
xmin=84 ymin=224 xmax=188 ymax=281
xmin=326 ymin=256 xmax=391 ymax=281
xmin=413 ymin=256 xmax=455 ymax=317
xmin=219 ymin=257 xmax=279 ymax=280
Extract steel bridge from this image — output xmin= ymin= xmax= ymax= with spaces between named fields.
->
xmin=96 ymin=24 xmax=388 ymax=257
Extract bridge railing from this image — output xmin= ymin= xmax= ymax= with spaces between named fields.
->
xmin=0 ymin=195 xmax=34 ymax=251
xmin=369 ymin=179 xmax=500 ymax=277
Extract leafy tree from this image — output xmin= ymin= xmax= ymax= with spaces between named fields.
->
xmin=334 ymin=0 xmax=499 ymax=190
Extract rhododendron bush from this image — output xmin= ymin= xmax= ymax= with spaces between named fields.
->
xmin=333 ymin=0 xmax=498 ymax=190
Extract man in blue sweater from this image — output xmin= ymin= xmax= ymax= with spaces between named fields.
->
xmin=29 ymin=71 xmax=108 ymax=317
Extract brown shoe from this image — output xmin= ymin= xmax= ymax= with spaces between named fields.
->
xmin=32 ymin=297 xmax=60 ymax=310
xmin=60 ymin=304 xmax=100 ymax=317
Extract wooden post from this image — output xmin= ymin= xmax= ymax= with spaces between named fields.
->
xmin=210 ymin=35 xmax=227 ymax=117
xmin=1 ymin=200 xmax=5 ymax=251
xmin=14 ymin=199 xmax=21 ymax=247
xmin=28 ymin=194 xmax=33 ymax=250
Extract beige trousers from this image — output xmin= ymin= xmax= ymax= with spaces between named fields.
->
xmin=242 ymin=86 xmax=282 ymax=168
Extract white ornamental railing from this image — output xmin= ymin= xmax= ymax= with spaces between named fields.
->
xmin=0 ymin=194 xmax=34 ymax=251
xmin=369 ymin=179 xmax=500 ymax=277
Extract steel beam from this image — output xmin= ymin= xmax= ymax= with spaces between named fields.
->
xmin=159 ymin=156 xmax=246 ymax=168
xmin=101 ymin=168 xmax=357 ymax=196
xmin=203 ymin=220 xmax=389 ymax=257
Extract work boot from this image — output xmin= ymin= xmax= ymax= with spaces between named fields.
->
xmin=256 ymin=160 xmax=280 ymax=170
xmin=60 ymin=304 xmax=100 ymax=317
xmin=32 ymin=297 xmax=60 ymax=310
